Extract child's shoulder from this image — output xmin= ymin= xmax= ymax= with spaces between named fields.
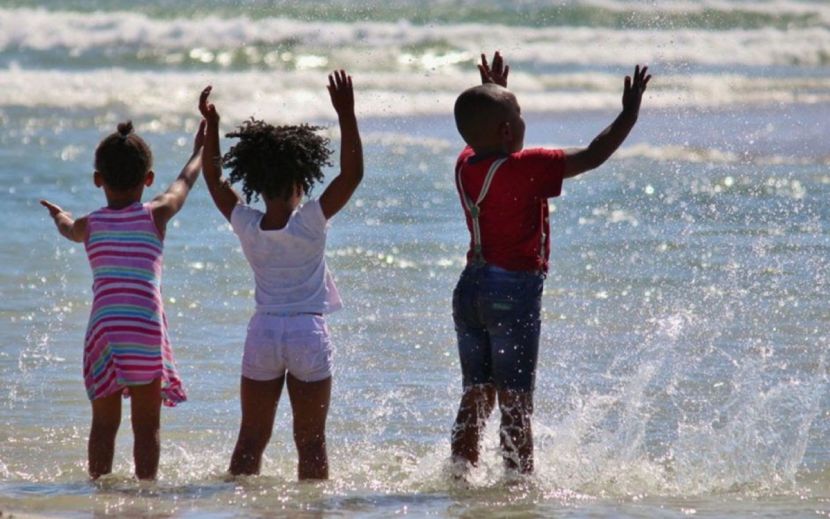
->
xmin=511 ymin=147 xmax=565 ymax=162
xmin=457 ymin=147 xmax=565 ymax=169
xmin=296 ymin=199 xmax=327 ymax=229
xmin=229 ymin=202 xmax=259 ymax=233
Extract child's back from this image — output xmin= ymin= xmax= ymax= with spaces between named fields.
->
xmin=231 ymin=201 xmax=341 ymax=313
xmin=84 ymin=202 xmax=184 ymax=404
xmin=454 ymin=146 xmax=565 ymax=272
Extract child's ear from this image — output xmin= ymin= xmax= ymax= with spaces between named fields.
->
xmin=499 ymin=121 xmax=513 ymax=142
xmin=93 ymin=171 xmax=103 ymax=188
xmin=145 ymin=170 xmax=155 ymax=187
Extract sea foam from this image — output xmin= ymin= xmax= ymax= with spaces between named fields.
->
xmin=1 ymin=8 xmax=829 ymax=68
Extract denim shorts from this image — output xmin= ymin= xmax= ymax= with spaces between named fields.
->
xmin=452 ymin=264 xmax=544 ymax=392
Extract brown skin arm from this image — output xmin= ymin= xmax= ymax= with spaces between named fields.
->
xmin=198 ymin=86 xmax=243 ymax=222
xmin=40 ymin=200 xmax=88 ymax=242
xmin=319 ymin=70 xmax=363 ymax=220
xmin=564 ymin=65 xmax=651 ymax=178
xmin=149 ymin=121 xmax=205 ymax=235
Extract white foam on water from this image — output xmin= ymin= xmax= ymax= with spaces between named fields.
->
xmin=2 ymin=67 xmax=828 ymax=124
xmin=1 ymin=7 xmax=829 ymax=67
xmin=582 ymin=0 xmax=830 ymax=20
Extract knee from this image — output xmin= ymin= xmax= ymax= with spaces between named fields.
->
xmin=91 ymin=416 xmax=120 ymax=439
xmin=132 ymin=421 xmax=160 ymax=445
xmin=294 ymin=429 xmax=326 ymax=456
xmin=238 ymin=425 xmax=271 ymax=453
xmin=460 ymin=384 xmax=496 ymax=412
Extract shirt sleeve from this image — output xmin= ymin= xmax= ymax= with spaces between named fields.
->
xmin=456 ymin=146 xmax=475 ymax=173
xmin=296 ymin=199 xmax=328 ymax=236
xmin=520 ymin=148 xmax=567 ymax=198
xmin=230 ymin=204 xmax=257 ymax=236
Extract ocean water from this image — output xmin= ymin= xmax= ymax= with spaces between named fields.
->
xmin=1 ymin=0 xmax=829 ymax=517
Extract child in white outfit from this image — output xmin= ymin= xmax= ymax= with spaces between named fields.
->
xmin=232 ymin=200 xmax=340 ymax=382
xmin=198 ymin=69 xmax=362 ymax=480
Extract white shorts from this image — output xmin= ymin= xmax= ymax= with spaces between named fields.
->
xmin=242 ymin=312 xmax=333 ymax=382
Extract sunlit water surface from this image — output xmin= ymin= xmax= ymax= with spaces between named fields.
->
xmin=2 ymin=1 xmax=829 ymax=517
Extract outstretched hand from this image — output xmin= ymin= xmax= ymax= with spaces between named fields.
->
xmin=328 ymin=70 xmax=354 ymax=115
xmin=198 ymin=86 xmax=220 ymax=126
xmin=40 ymin=198 xmax=84 ymax=241
xmin=622 ymin=64 xmax=651 ymax=115
xmin=40 ymin=199 xmax=67 ymax=219
xmin=479 ymin=51 xmax=509 ymax=87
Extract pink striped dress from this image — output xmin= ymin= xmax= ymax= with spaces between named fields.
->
xmin=83 ymin=202 xmax=186 ymax=406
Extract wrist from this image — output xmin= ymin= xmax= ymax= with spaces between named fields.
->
xmin=620 ymin=107 xmax=639 ymax=122
xmin=336 ymin=108 xmax=356 ymax=119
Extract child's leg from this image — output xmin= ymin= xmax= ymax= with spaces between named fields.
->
xmin=89 ymin=392 xmax=122 ymax=479
xmin=229 ymin=376 xmax=285 ymax=475
xmin=480 ymin=267 xmax=543 ymax=474
xmin=497 ymin=389 xmax=534 ymax=474
xmin=286 ymin=373 xmax=331 ymax=480
xmin=129 ymin=377 xmax=162 ymax=480
xmin=451 ymin=265 xmax=495 ymax=468
xmin=451 ymin=383 xmax=496 ymax=466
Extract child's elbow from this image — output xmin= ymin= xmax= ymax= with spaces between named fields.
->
xmin=349 ymin=164 xmax=364 ymax=183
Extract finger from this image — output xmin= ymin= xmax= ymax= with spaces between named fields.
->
xmin=478 ymin=64 xmax=488 ymax=83
xmin=624 ymin=75 xmax=631 ymax=93
xmin=642 ymin=74 xmax=652 ymax=89
xmin=40 ymin=200 xmax=61 ymax=215
xmin=640 ymin=65 xmax=648 ymax=81
xmin=493 ymin=51 xmax=502 ymax=72
xmin=340 ymin=69 xmax=347 ymax=86
xmin=328 ymin=73 xmax=336 ymax=92
xmin=634 ymin=64 xmax=640 ymax=80
xmin=346 ymin=74 xmax=353 ymax=89
xmin=480 ymin=53 xmax=489 ymax=72
xmin=503 ymin=65 xmax=510 ymax=80
xmin=199 ymin=85 xmax=212 ymax=110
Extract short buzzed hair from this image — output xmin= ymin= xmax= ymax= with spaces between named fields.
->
xmin=453 ymin=84 xmax=512 ymax=146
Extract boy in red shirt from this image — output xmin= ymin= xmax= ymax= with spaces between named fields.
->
xmin=451 ymin=52 xmax=651 ymax=475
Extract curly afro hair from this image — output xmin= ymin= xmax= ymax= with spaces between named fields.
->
xmin=94 ymin=121 xmax=153 ymax=191
xmin=223 ymin=118 xmax=332 ymax=203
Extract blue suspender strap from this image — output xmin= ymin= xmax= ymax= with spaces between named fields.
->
xmin=456 ymin=157 xmax=508 ymax=264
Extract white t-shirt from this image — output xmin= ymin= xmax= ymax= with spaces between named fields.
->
xmin=231 ymin=199 xmax=342 ymax=314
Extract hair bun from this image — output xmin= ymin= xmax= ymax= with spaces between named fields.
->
xmin=116 ymin=121 xmax=134 ymax=138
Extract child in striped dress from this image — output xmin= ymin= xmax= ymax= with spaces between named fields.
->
xmin=41 ymin=120 xmax=204 ymax=480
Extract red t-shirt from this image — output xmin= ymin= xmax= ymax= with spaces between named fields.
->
xmin=455 ymin=146 xmax=567 ymax=272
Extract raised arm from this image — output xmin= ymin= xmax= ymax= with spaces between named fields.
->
xmin=198 ymin=86 xmax=242 ymax=222
xmin=41 ymin=200 xmax=87 ymax=242
xmin=319 ymin=70 xmax=363 ymax=220
xmin=564 ymin=65 xmax=651 ymax=178
xmin=149 ymin=121 xmax=205 ymax=234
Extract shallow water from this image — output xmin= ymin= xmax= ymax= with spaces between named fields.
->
xmin=2 ymin=1 xmax=830 ymax=517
